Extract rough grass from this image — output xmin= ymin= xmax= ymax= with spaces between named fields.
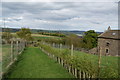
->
xmin=5 ymin=47 xmax=74 ymax=78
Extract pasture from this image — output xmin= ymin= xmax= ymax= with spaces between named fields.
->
xmin=32 ymin=34 xmax=62 ymax=41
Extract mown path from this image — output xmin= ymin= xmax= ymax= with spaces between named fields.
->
xmin=6 ymin=47 xmax=74 ymax=78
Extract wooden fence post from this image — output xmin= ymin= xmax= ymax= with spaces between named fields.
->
xmin=98 ymin=46 xmax=101 ymax=78
xmin=58 ymin=57 xmax=60 ymax=64
xmin=68 ymin=65 xmax=70 ymax=73
xmin=61 ymin=59 xmax=63 ymax=66
xmin=53 ymin=43 xmax=55 ymax=47
xmin=75 ymin=68 xmax=77 ymax=78
xmin=72 ymin=66 xmax=74 ymax=75
xmin=17 ymin=40 xmax=19 ymax=55
xmin=88 ymin=73 xmax=90 ymax=80
xmin=11 ymin=41 xmax=13 ymax=62
xmin=79 ymin=70 xmax=81 ymax=79
xmin=20 ymin=41 xmax=22 ymax=51
xmin=22 ymin=41 xmax=25 ymax=50
xmin=71 ymin=44 xmax=73 ymax=56
xmin=24 ymin=41 xmax=25 ymax=49
xmin=83 ymin=71 xmax=85 ymax=79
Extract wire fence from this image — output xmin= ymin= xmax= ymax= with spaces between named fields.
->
xmin=1 ymin=39 xmax=26 ymax=78
xmin=46 ymin=42 xmax=89 ymax=53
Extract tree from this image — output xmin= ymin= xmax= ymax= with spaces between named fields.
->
xmin=2 ymin=28 xmax=13 ymax=43
xmin=64 ymin=34 xmax=82 ymax=48
xmin=16 ymin=28 xmax=33 ymax=41
xmin=82 ymin=30 xmax=98 ymax=49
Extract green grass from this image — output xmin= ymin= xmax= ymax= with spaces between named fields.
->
xmin=6 ymin=47 xmax=74 ymax=78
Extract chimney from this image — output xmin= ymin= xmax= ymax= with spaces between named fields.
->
xmin=107 ymin=26 xmax=111 ymax=31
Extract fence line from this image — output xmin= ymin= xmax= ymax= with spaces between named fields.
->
xmin=40 ymin=47 xmax=94 ymax=79
xmin=1 ymin=39 xmax=26 ymax=78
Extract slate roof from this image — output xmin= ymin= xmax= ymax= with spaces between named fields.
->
xmin=98 ymin=30 xmax=120 ymax=40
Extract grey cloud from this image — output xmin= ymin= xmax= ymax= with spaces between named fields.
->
xmin=1 ymin=2 xmax=118 ymax=31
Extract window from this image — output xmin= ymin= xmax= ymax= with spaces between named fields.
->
xmin=106 ymin=49 xmax=109 ymax=54
xmin=106 ymin=42 xmax=110 ymax=46
xmin=112 ymin=33 xmax=116 ymax=35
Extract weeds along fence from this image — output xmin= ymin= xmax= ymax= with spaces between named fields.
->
xmin=49 ymin=43 xmax=90 ymax=54
xmin=39 ymin=42 xmax=119 ymax=78
xmin=39 ymin=42 xmax=97 ymax=79
xmin=1 ymin=39 xmax=26 ymax=77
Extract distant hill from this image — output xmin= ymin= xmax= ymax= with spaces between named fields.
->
xmin=1 ymin=28 xmax=103 ymax=35
xmin=69 ymin=31 xmax=85 ymax=34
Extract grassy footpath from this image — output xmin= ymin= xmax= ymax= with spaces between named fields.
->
xmin=5 ymin=47 xmax=74 ymax=78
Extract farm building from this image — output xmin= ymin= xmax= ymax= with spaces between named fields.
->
xmin=97 ymin=26 xmax=120 ymax=56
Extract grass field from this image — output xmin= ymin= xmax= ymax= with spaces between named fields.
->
xmin=4 ymin=32 xmax=62 ymax=40
xmin=5 ymin=47 xmax=74 ymax=78
xmin=32 ymin=34 xmax=62 ymax=41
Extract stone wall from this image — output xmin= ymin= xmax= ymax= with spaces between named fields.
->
xmin=98 ymin=38 xmax=120 ymax=56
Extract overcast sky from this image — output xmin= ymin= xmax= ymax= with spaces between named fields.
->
xmin=1 ymin=0 xmax=119 ymax=32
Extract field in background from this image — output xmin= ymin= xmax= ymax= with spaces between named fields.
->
xmin=1 ymin=32 xmax=62 ymax=40
xmin=32 ymin=34 xmax=62 ymax=40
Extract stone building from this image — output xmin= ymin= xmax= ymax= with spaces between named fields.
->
xmin=97 ymin=27 xmax=120 ymax=56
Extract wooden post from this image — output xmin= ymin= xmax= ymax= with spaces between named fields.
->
xmin=17 ymin=41 xmax=19 ymax=54
xmin=98 ymin=47 xmax=101 ymax=78
xmin=53 ymin=43 xmax=55 ymax=47
xmin=58 ymin=57 xmax=60 ymax=63
xmin=19 ymin=41 xmax=21 ymax=51
xmin=71 ymin=44 xmax=73 ymax=56
xmin=79 ymin=70 xmax=81 ymax=79
xmin=68 ymin=65 xmax=71 ymax=73
xmin=83 ymin=71 xmax=85 ymax=79
xmin=72 ymin=66 xmax=74 ymax=75
xmin=61 ymin=59 xmax=63 ymax=66
xmin=60 ymin=43 xmax=62 ymax=53
xmin=20 ymin=41 xmax=22 ymax=51
xmin=75 ymin=68 xmax=77 ymax=78
xmin=88 ymin=73 xmax=90 ymax=80
xmin=11 ymin=41 xmax=13 ymax=62
xmin=60 ymin=43 xmax=62 ymax=49
xmin=22 ymin=41 xmax=24 ymax=50
xmin=24 ymin=41 xmax=25 ymax=49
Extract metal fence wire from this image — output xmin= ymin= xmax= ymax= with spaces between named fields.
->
xmin=2 ymin=39 xmax=25 ymax=76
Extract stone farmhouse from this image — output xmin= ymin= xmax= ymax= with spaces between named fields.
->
xmin=89 ymin=26 xmax=120 ymax=56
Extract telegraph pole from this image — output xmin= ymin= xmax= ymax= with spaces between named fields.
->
xmin=3 ymin=18 xmax=6 ymax=32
